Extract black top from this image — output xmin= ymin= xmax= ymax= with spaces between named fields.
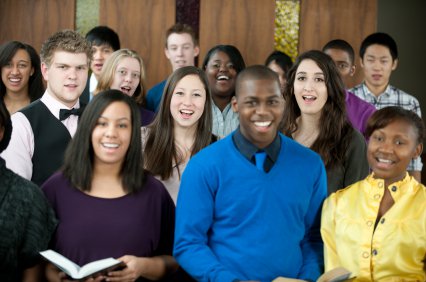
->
xmin=21 ymin=100 xmax=82 ymax=185
xmin=0 ymin=158 xmax=57 ymax=281
xmin=232 ymin=128 xmax=281 ymax=172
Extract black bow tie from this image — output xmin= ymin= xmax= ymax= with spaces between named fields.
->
xmin=59 ymin=108 xmax=82 ymax=121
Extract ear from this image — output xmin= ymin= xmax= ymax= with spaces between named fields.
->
xmin=30 ymin=67 xmax=35 ymax=76
xmin=231 ymin=96 xmax=238 ymax=113
xmin=391 ymin=59 xmax=398 ymax=71
xmin=41 ymin=62 xmax=49 ymax=81
xmin=193 ymin=46 xmax=200 ymax=57
xmin=413 ymin=143 xmax=423 ymax=159
xmin=359 ymin=57 xmax=364 ymax=68
xmin=164 ymin=48 xmax=171 ymax=60
xmin=349 ymin=64 xmax=356 ymax=77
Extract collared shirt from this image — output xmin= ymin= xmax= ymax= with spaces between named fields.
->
xmin=321 ymin=173 xmax=426 ymax=281
xmin=350 ymin=82 xmax=422 ymax=171
xmin=232 ymin=128 xmax=281 ymax=172
xmin=0 ymin=91 xmax=81 ymax=180
xmin=88 ymin=73 xmax=98 ymax=101
xmin=350 ymin=83 xmax=421 ymax=116
xmin=212 ymin=103 xmax=239 ymax=139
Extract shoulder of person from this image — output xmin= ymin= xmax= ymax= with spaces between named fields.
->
xmin=147 ymin=79 xmax=167 ymax=94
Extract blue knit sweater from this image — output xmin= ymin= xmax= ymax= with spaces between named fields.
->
xmin=174 ymin=133 xmax=327 ymax=282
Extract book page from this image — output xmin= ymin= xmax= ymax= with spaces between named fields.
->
xmin=78 ymin=258 xmax=123 ymax=278
xmin=40 ymin=250 xmax=80 ymax=278
xmin=317 ymin=267 xmax=352 ymax=282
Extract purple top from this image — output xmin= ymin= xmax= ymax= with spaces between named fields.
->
xmin=42 ymin=172 xmax=175 ymax=266
xmin=140 ymin=107 xmax=155 ymax=126
xmin=345 ymin=90 xmax=376 ymax=135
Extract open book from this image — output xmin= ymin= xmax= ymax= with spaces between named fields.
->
xmin=40 ymin=250 xmax=125 ymax=280
xmin=273 ymin=267 xmax=354 ymax=282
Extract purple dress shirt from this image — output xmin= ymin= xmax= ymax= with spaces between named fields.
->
xmin=345 ymin=90 xmax=376 ymax=136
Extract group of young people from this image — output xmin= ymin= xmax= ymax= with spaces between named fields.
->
xmin=0 ymin=21 xmax=424 ymax=282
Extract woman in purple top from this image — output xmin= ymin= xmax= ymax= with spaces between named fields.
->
xmin=42 ymin=90 xmax=177 ymax=281
xmin=94 ymin=49 xmax=155 ymax=126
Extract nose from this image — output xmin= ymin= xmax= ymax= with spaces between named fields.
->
xmin=219 ymin=63 xmax=229 ymax=73
xmin=182 ymin=93 xmax=192 ymax=105
xmin=124 ymin=73 xmax=133 ymax=82
xmin=372 ymin=60 xmax=382 ymax=70
xmin=93 ymin=50 xmax=102 ymax=60
xmin=379 ymin=140 xmax=394 ymax=153
xmin=68 ymin=68 xmax=77 ymax=80
xmin=303 ymin=82 xmax=314 ymax=92
xmin=177 ymin=46 xmax=184 ymax=56
xmin=11 ymin=65 xmax=20 ymax=75
xmin=105 ymin=124 xmax=117 ymax=138
xmin=256 ymin=102 xmax=267 ymax=115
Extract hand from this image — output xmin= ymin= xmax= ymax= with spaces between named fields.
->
xmin=45 ymin=263 xmax=105 ymax=282
xmin=106 ymin=255 xmax=142 ymax=282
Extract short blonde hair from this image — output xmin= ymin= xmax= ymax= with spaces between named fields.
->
xmin=95 ymin=49 xmax=146 ymax=106
xmin=40 ymin=29 xmax=92 ymax=67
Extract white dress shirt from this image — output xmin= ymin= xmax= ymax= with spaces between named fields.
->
xmin=1 ymin=91 xmax=81 ymax=180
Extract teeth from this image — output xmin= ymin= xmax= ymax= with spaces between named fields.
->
xmin=254 ymin=121 xmax=271 ymax=127
xmin=378 ymin=158 xmax=392 ymax=163
xmin=102 ymin=143 xmax=119 ymax=148
xmin=9 ymin=78 xmax=21 ymax=82
xmin=121 ymin=86 xmax=131 ymax=91
xmin=303 ymin=95 xmax=316 ymax=100
xmin=180 ymin=110 xmax=193 ymax=114
xmin=217 ymin=75 xmax=229 ymax=80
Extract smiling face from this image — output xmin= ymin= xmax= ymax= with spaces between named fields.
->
xmin=110 ymin=57 xmax=141 ymax=97
xmin=165 ymin=33 xmax=199 ymax=71
xmin=1 ymin=49 xmax=34 ymax=95
xmin=232 ymin=78 xmax=284 ymax=148
xmin=90 ymin=44 xmax=114 ymax=79
xmin=41 ymin=51 xmax=88 ymax=108
xmin=361 ymin=44 xmax=397 ymax=95
xmin=170 ymin=74 xmax=206 ymax=130
xmin=92 ymin=101 xmax=132 ymax=168
xmin=205 ymin=51 xmax=237 ymax=99
xmin=368 ymin=119 xmax=422 ymax=186
xmin=293 ymin=59 xmax=328 ymax=118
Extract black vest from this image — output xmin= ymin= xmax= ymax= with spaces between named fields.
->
xmin=21 ymin=101 xmax=74 ymax=186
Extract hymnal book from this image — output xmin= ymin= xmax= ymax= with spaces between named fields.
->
xmin=40 ymin=250 xmax=125 ymax=280
xmin=273 ymin=267 xmax=354 ymax=282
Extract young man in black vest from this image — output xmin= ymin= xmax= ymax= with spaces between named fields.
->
xmin=1 ymin=29 xmax=92 ymax=185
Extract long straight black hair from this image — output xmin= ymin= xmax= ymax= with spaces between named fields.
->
xmin=144 ymin=66 xmax=215 ymax=180
xmin=62 ymin=89 xmax=145 ymax=193
xmin=0 ymin=41 xmax=45 ymax=102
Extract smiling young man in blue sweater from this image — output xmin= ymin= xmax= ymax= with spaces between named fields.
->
xmin=174 ymin=65 xmax=327 ymax=282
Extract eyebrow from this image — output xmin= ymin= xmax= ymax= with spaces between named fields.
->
xmin=98 ymin=116 xmax=130 ymax=121
xmin=366 ymin=54 xmax=389 ymax=59
xmin=296 ymin=71 xmax=324 ymax=75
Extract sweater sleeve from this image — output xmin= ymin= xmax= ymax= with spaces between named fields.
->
xmin=343 ymin=130 xmax=369 ymax=188
xmin=174 ymin=157 xmax=239 ymax=282
xmin=298 ymin=159 xmax=327 ymax=281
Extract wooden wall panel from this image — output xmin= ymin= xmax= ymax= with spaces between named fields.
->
xmin=0 ymin=0 xmax=76 ymax=52
xmin=199 ymin=0 xmax=275 ymax=68
xmin=100 ymin=0 xmax=175 ymax=89
xmin=299 ymin=0 xmax=377 ymax=88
